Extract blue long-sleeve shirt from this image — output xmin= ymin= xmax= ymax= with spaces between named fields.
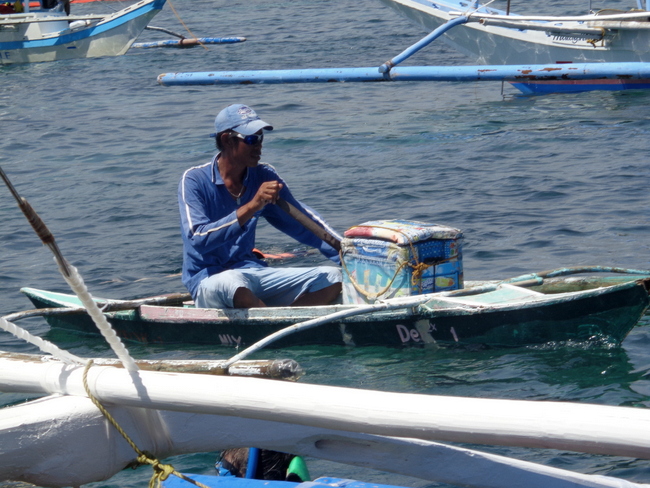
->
xmin=179 ymin=155 xmax=341 ymax=298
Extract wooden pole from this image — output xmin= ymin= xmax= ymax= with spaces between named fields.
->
xmin=276 ymin=198 xmax=341 ymax=251
xmin=0 ymin=352 xmax=303 ymax=380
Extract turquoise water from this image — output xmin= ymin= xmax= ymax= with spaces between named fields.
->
xmin=1 ymin=0 xmax=650 ymax=486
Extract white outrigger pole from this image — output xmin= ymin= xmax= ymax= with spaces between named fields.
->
xmin=2 ymin=358 xmax=650 ymax=488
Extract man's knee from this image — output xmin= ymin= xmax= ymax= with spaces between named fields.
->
xmin=316 ymin=266 xmax=342 ymax=285
xmin=196 ymin=270 xmax=249 ymax=308
xmin=233 ymin=287 xmax=266 ymax=308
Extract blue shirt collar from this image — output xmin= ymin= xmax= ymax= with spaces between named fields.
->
xmin=212 ymin=153 xmax=250 ymax=187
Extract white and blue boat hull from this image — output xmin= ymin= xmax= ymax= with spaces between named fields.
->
xmin=377 ymin=0 xmax=650 ymax=92
xmin=0 ymin=0 xmax=165 ymax=64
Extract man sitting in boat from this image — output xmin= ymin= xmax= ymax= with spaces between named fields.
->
xmin=178 ymin=104 xmax=342 ymax=309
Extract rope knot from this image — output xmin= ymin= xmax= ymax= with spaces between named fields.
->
xmin=151 ymin=461 xmax=176 ymax=486
xmin=136 ymin=452 xmax=155 ymax=467
xmin=410 ymin=261 xmax=430 ymax=285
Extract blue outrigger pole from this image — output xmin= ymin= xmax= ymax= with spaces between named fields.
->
xmin=132 ymin=37 xmax=245 ymax=49
xmin=378 ymin=16 xmax=469 ymax=73
xmin=158 ymin=62 xmax=650 ymax=86
xmin=156 ymin=16 xmax=650 ymax=89
xmin=132 ymin=26 xmax=246 ymax=49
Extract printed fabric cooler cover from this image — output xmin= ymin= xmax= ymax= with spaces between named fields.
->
xmin=340 ymin=220 xmax=463 ymax=304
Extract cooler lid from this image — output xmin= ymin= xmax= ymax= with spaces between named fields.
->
xmin=343 ymin=220 xmax=462 ymax=245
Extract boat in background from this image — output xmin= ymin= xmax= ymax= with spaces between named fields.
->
xmin=0 ymin=0 xmax=165 ymax=64
xmin=19 ymin=270 xmax=650 ymax=348
xmin=376 ymin=0 xmax=650 ymax=93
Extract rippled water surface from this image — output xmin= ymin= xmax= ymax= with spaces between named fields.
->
xmin=1 ymin=0 xmax=650 ymax=486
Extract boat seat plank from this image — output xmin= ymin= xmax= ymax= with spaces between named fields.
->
xmin=422 ymin=283 xmax=545 ymax=309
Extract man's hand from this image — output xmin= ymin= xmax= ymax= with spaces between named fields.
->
xmin=252 ymin=181 xmax=284 ymax=210
xmin=237 ymin=180 xmax=284 ymax=226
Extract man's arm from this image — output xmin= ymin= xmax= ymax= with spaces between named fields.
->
xmin=263 ymin=189 xmax=341 ymax=263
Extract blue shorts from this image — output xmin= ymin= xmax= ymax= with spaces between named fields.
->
xmin=195 ymin=266 xmax=342 ymax=309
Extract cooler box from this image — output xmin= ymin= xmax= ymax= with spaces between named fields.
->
xmin=340 ymin=220 xmax=463 ymax=304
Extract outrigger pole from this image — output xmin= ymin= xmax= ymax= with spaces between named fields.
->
xmin=157 ymin=12 xmax=650 ymax=88
xmin=131 ymin=26 xmax=246 ymax=49
xmin=158 ymin=62 xmax=650 ymax=86
xmin=132 ymin=36 xmax=245 ymax=48
xmin=378 ymin=15 xmax=469 ymax=73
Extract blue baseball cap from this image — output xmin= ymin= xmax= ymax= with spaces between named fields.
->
xmin=213 ymin=104 xmax=273 ymax=136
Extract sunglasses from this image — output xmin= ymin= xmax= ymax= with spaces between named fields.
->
xmin=232 ymin=132 xmax=264 ymax=145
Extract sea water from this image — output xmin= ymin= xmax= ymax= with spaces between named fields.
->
xmin=0 ymin=0 xmax=649 ymax=486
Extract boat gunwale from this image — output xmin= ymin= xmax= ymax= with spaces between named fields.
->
xmin=387 ymin=0 xmax=650 ymax=23
xmin=19 ymin=276 xmax=650 ymax=324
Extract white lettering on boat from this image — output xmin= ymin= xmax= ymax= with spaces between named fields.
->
xmin=546 ymin=31 xmax=613 ymax=47
xmin=396 ymin=324 xmax=421 ymax=343
xmin=218 ymin=334 xmax=242 ymax=346
xmin=450 ymin=327 xmax=459 ymax=342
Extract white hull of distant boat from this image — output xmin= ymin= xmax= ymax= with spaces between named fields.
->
xmin=378 ymin=0 xmax=650 ymax=64
xmin=377 ymin=0 xmax=650 ymax=92
xmin=0 ymin=0 xmax=165 ymax=65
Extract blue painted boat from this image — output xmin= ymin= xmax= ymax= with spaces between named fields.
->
xmin=0 ymin=0 xmax=165 ymax=64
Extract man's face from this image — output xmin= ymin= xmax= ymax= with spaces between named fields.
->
xmin=231 ymin=130 xmax=264 ymax=167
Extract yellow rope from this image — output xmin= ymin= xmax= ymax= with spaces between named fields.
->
xmin=587 ymin=27 xmax=606 ymax=47
xmin=82 ymin=361 xmax=211 ymax=488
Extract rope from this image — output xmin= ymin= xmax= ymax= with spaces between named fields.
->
xmin=62 ymin=262 xmax=139 ymax=373
xmin=0 ymin=316 xmax=84 ymax=364
xmin=1 ymin=166 xmax=204 ymax=486
xmin=82 ymin=361 xmax=211 ymax=488
xmin=1 ymin=165 xmax=138 ymax=371
xmin=166 ymin=0 xmax=207 ymax=50
xmin=587 ymin=26 xmax=607 ymax=47
xmin=340 ymin=225 xmax=455 ymax=300
xmin=340 ymin=256 xmax=411 ymax=300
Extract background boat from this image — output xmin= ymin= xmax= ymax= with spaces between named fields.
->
xmin=377 ymin=0 xmax=650 ymax=65
xmin=1 ymin=0 xmax=650 ymax=486
xmin=0 ymin=0 xmax=166 ymax=64
xmin=375 ymin=0 xmax=650 ymax=92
